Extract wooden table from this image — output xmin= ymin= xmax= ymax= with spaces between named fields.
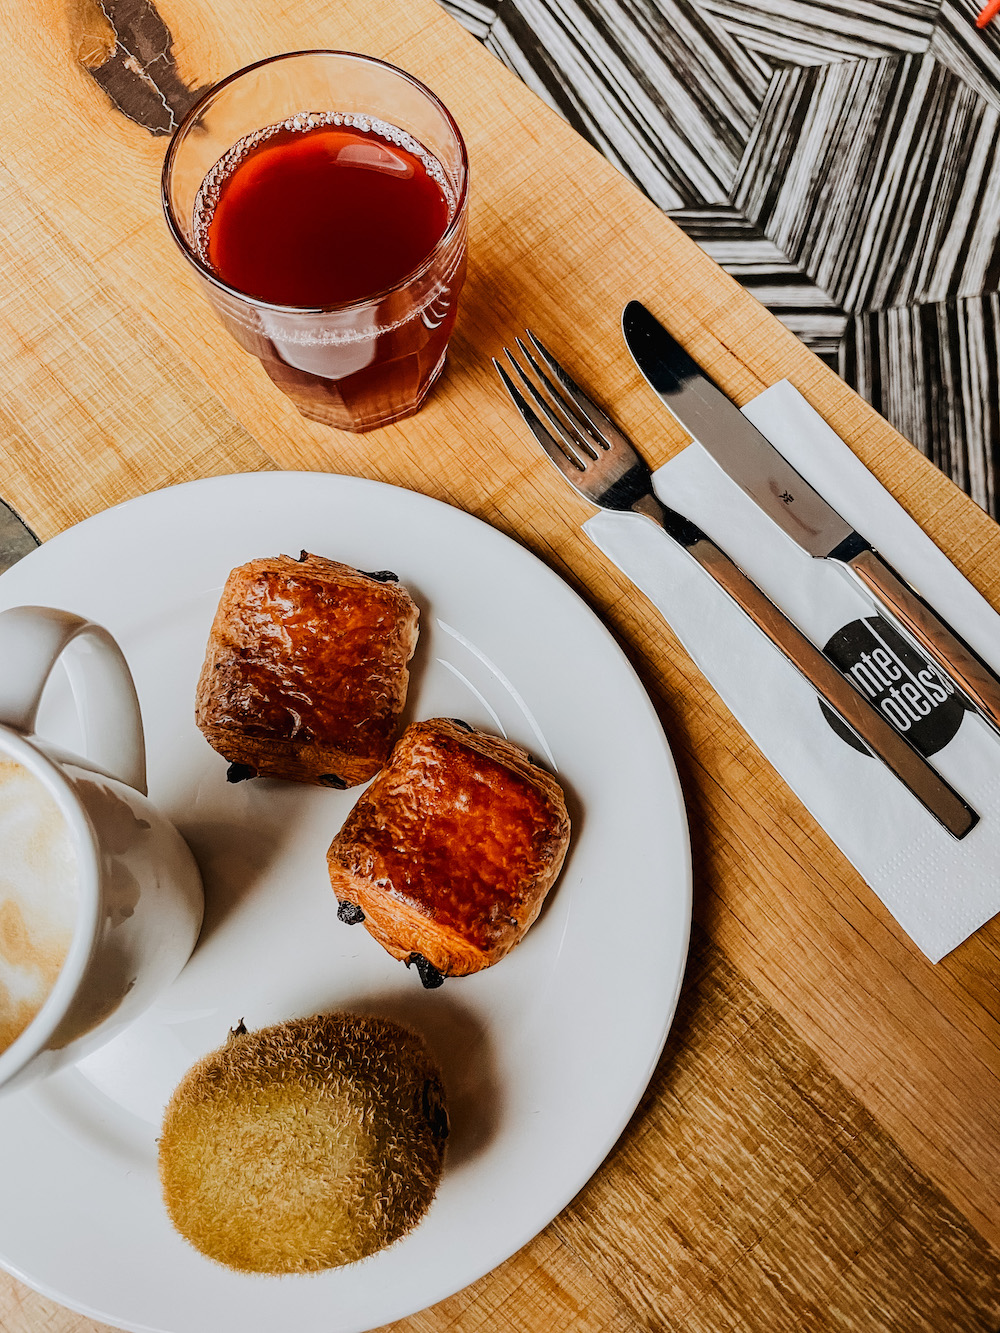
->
xmin=2 ymin=1 xmax=1000 ymax=1329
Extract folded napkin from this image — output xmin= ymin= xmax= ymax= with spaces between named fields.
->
xmin=585 ymin=380 xmax=1000 ymax=962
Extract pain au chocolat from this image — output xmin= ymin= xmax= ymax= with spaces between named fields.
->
xmin=195 ymin=553 xmax=419 ymax=787
xmin=327 ymin=718 xmax=571 ymax=986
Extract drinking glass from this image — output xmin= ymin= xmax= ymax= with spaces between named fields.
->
xmin=162 ymin=51 xmax=469 ymax=433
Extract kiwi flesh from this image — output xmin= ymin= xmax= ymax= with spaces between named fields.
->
xmin=158 ymin=1012 xmax=448 ymax=1274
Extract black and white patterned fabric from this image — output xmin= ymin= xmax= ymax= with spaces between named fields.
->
xmin=443 ymin=0 xmax=1000 ymax=515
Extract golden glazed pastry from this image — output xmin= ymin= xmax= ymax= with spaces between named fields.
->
xmin=195 ymin=553 xmax=419 ymax=786
xmin=327 ymin=718 xmax=571 ymax=986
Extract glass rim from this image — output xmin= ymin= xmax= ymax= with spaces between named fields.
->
xmin=160 ymin=49 xmax=470 ymax=317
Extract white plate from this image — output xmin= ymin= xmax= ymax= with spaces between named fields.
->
xmin=0 ymin=472 xmax=691 ymax=1333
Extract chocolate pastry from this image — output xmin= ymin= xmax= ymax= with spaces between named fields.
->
xmin=327 ymin=718 xmax=571 ymax=981
xmin=196 ymin=554 xmax=418 ymax=785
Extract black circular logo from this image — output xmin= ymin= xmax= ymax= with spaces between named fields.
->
xmin=821 ymin=616 xmax=967 ymax=757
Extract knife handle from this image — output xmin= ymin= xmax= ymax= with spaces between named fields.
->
xmin=683 ymin=536 xmax=978 ymax=839
xmin=833 ymin=541 xmax=1000 ymax=742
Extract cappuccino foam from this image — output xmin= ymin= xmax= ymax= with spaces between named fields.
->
xmin=0 ymin=757 xmax=78 ymax=1056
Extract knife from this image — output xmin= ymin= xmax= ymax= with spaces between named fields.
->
xmin=623 ymin=299 xmax=1000 ymax=742
xmin=496 ymin=332 xmax=977 ymax=840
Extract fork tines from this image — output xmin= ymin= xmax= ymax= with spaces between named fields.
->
xmin=493 ymin=332 xmax=619 ymax=474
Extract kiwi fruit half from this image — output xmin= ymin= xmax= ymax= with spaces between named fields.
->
xmin=158 ymin=1012 xmax=448 ymax=1274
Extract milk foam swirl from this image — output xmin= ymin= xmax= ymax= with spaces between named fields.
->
xmin=0 ymin=758 xmax=78 ymax=1055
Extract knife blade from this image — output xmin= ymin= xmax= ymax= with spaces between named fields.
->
xmin=496 ymin=334 xmax=977 ymax=840
xmin=622 ymin=299 xmax=1000 ymax=743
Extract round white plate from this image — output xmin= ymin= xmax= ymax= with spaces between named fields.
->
xmin=0 ymin=472 xmax=691 ymax=1333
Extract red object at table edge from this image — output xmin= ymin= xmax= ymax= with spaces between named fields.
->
xmin=976 ymin=0 xmax=1000 ymax=27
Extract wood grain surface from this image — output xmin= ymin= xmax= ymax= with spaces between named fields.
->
xmin=0 ymin=0 xmax=999 ymax=1328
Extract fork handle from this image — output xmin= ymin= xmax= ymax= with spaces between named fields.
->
xmin=632 ymin=496 xmax=977 ymax=839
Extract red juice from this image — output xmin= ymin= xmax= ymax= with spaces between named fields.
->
xmin=193 ymin=114 xmax=465 ymax=431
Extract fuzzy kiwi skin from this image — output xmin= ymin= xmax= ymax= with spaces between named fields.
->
xmin=158 ymin=1012 xmax=448 ymax=1275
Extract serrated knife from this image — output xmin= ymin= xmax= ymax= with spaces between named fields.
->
xmin=623 ymin=299 xmax=1000 ymax=742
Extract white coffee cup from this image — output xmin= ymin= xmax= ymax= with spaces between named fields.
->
xmin=0 ymin=605 xmax=204 ymax=1096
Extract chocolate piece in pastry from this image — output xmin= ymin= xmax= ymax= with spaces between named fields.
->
xmin=327 ymin=718 xmax=571 ymax=984
xmin=196 ymin=554 xmax=419 ymax=786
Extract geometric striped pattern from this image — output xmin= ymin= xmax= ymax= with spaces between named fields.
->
xmin=932 ymin=0 xmax=1000 ymax=107
xmin=699 ymin=0 xmax=940 ymax=64
xmin=486 ymin=0 xmax=770 ymax=210
xmin=732 ymin=55 xmax=1000 ymax=312
xmin=441 ymin=0 xmax=1000 ymax=515
xmin=843 ymin=297 xmax=1000 ymax=505
xmin=666 ymin=207 xmax=848 ymax=359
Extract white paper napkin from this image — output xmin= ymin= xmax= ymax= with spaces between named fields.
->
xmin=585 ymin=380 xmax=1000 ymax=962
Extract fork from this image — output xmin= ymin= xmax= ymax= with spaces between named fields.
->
xmin=494 ymin=332 xmax=977 ymax=840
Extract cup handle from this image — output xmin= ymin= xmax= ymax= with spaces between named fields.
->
xmin=0 ymin=606 xmax=147 ymax=795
